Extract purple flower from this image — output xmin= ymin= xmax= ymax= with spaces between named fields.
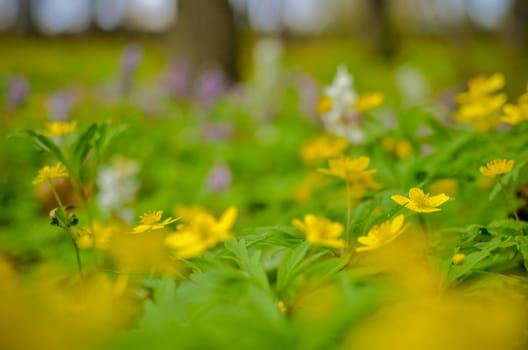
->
xmin=206 ymin=162 xmax=232 ymax=192
xmin=47 ymin=91 xmax=73 ymax=121
xmin=120 ymin=44 xmax=143 ymax=96
xmin=6 ymin=76 xmax=29 ymax=110
xmin=296 ymin=75 xmax=319 ymax=119
xmin=420 ymin=144 xmax=434 ymax=155
xmin=201 ymin=122 xmax=234 ymax=141
xmin=193 ymin=68 xmax=228 ymax=107
xmin=163 ymin=57 xmax=192 ymax=99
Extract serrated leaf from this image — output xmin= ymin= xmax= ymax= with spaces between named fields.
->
xmin=276 ymin=241 xmax=310 ymax=293
xmin=224 ymin=239 xmax=269 ymax=291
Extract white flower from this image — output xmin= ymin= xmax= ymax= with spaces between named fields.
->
xmin=319 ymin=65 xmax=365 ymax=144
xmin=97 ymin=156 xmax=140 ymax=220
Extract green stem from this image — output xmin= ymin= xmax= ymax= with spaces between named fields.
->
xmin=49 ymin=179 xmax=84 ymax=279
xmin=418 ymin=213 xmax=432 ymax=249
xmin=497 ymin=176 xmax=520 ymax=222
xmin=345 ymin=180 xmax=351 ymax=246
xmin=48 ymin=179 xmax=66 ymax=212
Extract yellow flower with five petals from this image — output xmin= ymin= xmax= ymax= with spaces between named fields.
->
xmin=300 ymin=134 xmax=348 ymax=164
xmin=479 ymin=159 xmax=514 ymax=178
xmin=133 ymin=210 xmax=177 ymax=233
xmin=164 ymin=206 xmax=237 ymax=259
xmin=45 ymin=120 xmax=77 ymax=137
xmin=391 ymin=188 xmax=450 ymax=213
xmin=356 ymin=214 xmax=406 ymax=252
xmin=32 ymin=163 xmax=69 ymax=185
xmin=317 ymin=156 xmax=376 ymax=182
xmin=292 ymin=214 xmax=345 ymax=249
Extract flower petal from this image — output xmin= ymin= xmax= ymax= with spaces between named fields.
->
xmin=391 ymin=194 xmax=410 ymax=206
xmin=428 ymin=193 xmax=450 ymax=207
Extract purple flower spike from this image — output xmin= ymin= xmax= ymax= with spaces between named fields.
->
xmin=6 ymin=76 xmax=29 ymax=110
xmin=206 ymin=162 xmax=232 ymax=192
xmin=48 ymin=91 xmax=73 ymax=121
xmin=193 ymin=68 xmax=228 ymax=107
xmin=120 ymin=44 xmax=143 ymax=96
xmin=164 ymin=57 xmax=192 ymax=99
xmin=202 ymin=122 xmax=234 ymax=141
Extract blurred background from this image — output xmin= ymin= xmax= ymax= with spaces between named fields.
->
xmin=1 ymin=0 xmax=528 ymax=95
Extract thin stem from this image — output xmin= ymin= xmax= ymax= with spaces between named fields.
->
xmin=73 ymin=240 xmax=84 ymax=278
xmin=48 ymin=179 xmax=66 ymax=212
xmin=48 ymin=179 xmax=84 ymax=279
xmin=345 ymin=180 xmax=351 ymax=246
xmin=497 ymin=176 xmax=520 ymax=222
xmin=418 ymin=213 xmax=432 ymax=249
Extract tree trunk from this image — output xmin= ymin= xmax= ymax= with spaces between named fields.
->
xmin=169 ymin=0 xmax=239 ymax=81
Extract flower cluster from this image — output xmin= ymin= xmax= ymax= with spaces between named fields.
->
xmin=318 ymin=66 xmax=383 ymax=144
xmin=454 ymin=73 xmax=506 ymax=132
xmin=501 ymin=87 xmax=528 ymax=125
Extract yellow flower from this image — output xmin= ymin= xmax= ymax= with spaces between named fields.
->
xmin=300 ymin=134 xmax=348 ymax=164
xmin=165 ymin=206 xmax=237 ymax=259
xmin=45 ymin=120 xmax=77 ymax=137
xmin=382 ymin=137 xmax=412 ymax=160
xmin=76 ymin=221 xmax=116 ymax=250
xmin=356 ymin=214 xmax=406 ymax=252
xmin=318 ymin=156 xmax=376 ymax=182
xmin=316 ymin=95 xmax=333 ymax=114
xmin=132 ymin=210 xmax=177 ymax=233
xmin=480 ymin=159 xmax=514 ymax=178
xmin=277 ymin=300 xmax=288 ymax=314
xmin=174 ymin=205 xmax=211 ymax=223
xmin=454 ymin=73 xmax=506 ymax=132
xmin=292 ymin=214 xmax=345 ymax=249
xmin=452 ymin=253 xmax=465 ymax=265
xmin=500 ymin=89 xmax=528 ymax=125
xmin=354 ymin=92 xmax=384 ymax=112
xmin=391 ymin=188 xmax=450 ymax=213
xmin=349 ymin=172 xmax=382 ymax=199
xmin=32 ymin=163 xmax=69 ymax=184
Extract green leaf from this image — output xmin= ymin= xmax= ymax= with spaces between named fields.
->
xmin=275 ymin=241 xmax=311 ymax=293
xmin=19 ymin=130 xmax=68 ymax=166
xmin=516 ymin=236 xmax=528 ymax=271
xmin=72 ymin=123 xmax=99 ymax=173
xmin=224 ymin=239 xmax=270 ymax=291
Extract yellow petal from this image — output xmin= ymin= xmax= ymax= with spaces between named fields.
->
xmin=218 ymin=206 xmax=238 ymax=231
xmin=409 ymin=188 xmax=425 ymax=199
xmin=391 ymin=194 xmax=410 ymax=206
xmin=292 ymin=219 xmax=306 ymax=231
xmin=390 ymin=214 xmax=405 ymax=233
xmin=428 ymin=193 xmax=450 ymax=207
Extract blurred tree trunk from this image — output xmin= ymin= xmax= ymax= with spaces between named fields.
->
xmin=367 ymin=0 xmax=397 ymax=57
xmin=169 ymin=0 xmax=239 ymax=81
xmin=13 ymin=0 xmax=37 ymax=35
xmin=511 ymin=0 xmax=528 ymax=52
